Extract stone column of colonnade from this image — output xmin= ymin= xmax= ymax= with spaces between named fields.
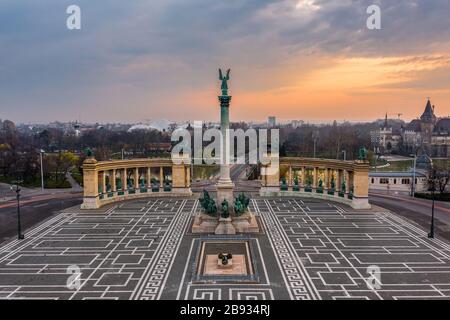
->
xmin=112 ymin=169 xmax=116 ymax=192
xmin=159 ymin=167 xmax=164 ymax=189
xmin=185 ymin=165 xmax=191 ymax=188
xmin=102 ymin=171 xmax=106 ymax=194
xmin=134 ymin=167 xmax=139 ymax=189
xmin=302 ymin=167 xmax=306 ymax=189
xmin=312 ymin=167 xmax=317 ymax=189
xmin=324 ymin=168 xmax=329 ymax=190
xmin=288 ymin=166 xmax=293 ymax=190
xmin=80 ymin=158 xmax=100 ymax=209
xmin=351 ymin=161 xmax=371 ymax=209
xmin=122 ymin=168 xmax=127 ymax=191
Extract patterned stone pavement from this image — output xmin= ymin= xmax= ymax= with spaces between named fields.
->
xmin=0 ymin=197 xmax=449 ymax=300
xmin=256 ymin=198 xmax=450 ymax=300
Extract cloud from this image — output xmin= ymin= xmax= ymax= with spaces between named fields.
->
xmin=1 ymin=0 xmax=450 ymax=122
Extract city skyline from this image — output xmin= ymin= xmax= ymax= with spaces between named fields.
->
xmin=1 ymin=1 xmax=450 ymax=123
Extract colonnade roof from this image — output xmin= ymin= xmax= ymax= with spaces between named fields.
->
xmin=84 ymin=158 xmax=180 ymax=171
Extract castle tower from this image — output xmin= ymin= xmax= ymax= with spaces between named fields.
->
xmin=420 ymin=99 xmax=437 ymax=148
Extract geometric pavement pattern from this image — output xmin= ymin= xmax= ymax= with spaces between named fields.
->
xmin=0 ymin=199 xmax=192 ymax=300
xmin=257 ymin=198 xmax=450 ymax=300
xmin=0 ymin=197 xmax=450 ymax=300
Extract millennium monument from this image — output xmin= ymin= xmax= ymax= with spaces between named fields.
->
xmin=192 ymin=69 xmax=260 ymax=234
xmin=216 ymin=69 xmax=235 ymax=208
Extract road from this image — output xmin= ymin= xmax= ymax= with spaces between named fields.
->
xmin=191 ymin=164 xmax=253 ymax=191
xmin=370 ymin=193 xmax=450 ymax=241
xmin=0 ymin=192 xmax=82 ymax=243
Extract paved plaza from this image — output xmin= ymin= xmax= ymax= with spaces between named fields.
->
xmin=1 ymin=197 xmax=450 ymax=300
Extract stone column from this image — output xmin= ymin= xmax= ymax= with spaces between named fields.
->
xmin=147 ymin=167 xmax=151 ymax=188
xmin=134 ymin=167 xmax=139 ymax=189
xmin=288 ymin=166 xmax=293 ymax=190
xmin=123 ymin=168 xmax=127 ymax=191
xmin=324 ymin=168 xmax=329 ymax=190
xmin=216 ymin=94 xmax=235 ymax=205
xmin=159 ymin=167 xmax=164 ymax=189
xmin=302 ymin=167 xmax=306 ymax=188
xmin=313 ymin=167 xmax=317 ymax=189
xmin=112 ymin=169 xmax=116 ymax=192
xmin=185 ymin=165 xmax=191 ymax=187
xmin=172 ymin=154 xmax=191 ymax=194
xmin=218 ymin=95 xmax=233 ymax=185
xmin=81 ymin=158 xmax=100 ymax=209
xmin=337 ymin=169 xmax=342 ymax=192
xmin=259 ymin=154 xmax=280 ymax=195
xmin=102 ymin=171 xmax=106 ymax=194
xmin=352 ymin=161 xmax=371 ymax=209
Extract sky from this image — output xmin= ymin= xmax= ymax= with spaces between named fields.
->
xmin=1 ymin=0 xmax=450 ymax=124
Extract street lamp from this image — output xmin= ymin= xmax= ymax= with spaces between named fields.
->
xmin=10 ymin=180 xmax=24 ymax=240
xmin=428 ymin=170 xmax=436 ymax=239
xmin=39 ymin=149 xmax=45 ymax=190
xmin=412 ymin=154 xmax=416 ymax=197
xmin=411 ymin=146 xmax=419 ymax=198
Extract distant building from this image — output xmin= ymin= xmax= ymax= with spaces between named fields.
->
xmin=402 ymin=99 xmax=450 ymax=157
xmin=268 ymin=116 xmax=276 ymax=128
xmin=370 ymin=114 xmax=401 ymax=154
xmin=291 ymin=120 xmax=304 ymax=129
xmin=369 ymin=171 xmax=428 ymax=195
xmin=431 ymin=118 xmax=450 ymax=157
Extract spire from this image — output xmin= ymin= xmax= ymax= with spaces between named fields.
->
xmin=420 ymin=98 xmax=436 ymax=122
xmin=384 ymin=113 xmax=388 ymax=128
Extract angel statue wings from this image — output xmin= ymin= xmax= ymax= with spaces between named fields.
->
xmin=219 ymin=68 xmax=231 ymax=95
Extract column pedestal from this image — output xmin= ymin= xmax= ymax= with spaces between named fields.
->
xmin=215 ymin=217 xmax=236 ymax=235
xmin=216 ymin=181 xmax=235 ymax=208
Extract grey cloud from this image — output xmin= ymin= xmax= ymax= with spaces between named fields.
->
xmin=1 ymin=0 xmax=449 ymax=122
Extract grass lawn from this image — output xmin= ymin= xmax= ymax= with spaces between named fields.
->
xmin=371 ymin=158 xmax=449 ymax=173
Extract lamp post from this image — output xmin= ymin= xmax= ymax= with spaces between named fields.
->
xmin=412 ymin=146 xmax=419 ymax=198
xmin=412 ymin=153 xmax=416 ymax=197
xmin=428 ymin=170 xmax=436 ymax=239
xmin=40 ymin=149 xmax=45 ymax=190
xmin=11 ymin=180 xmax=24 ymax=240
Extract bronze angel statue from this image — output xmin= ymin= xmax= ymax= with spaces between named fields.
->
xmin=219 ymin=68 xmax=231 ymax=95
